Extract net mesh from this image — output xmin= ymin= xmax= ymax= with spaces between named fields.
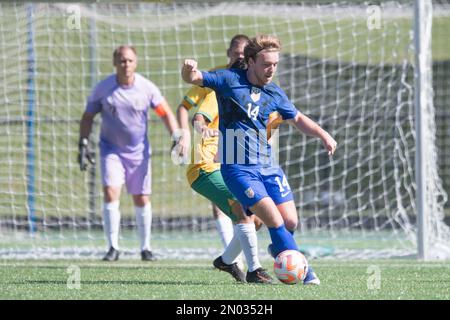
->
xmin=0 ymin=1 xmax=449 ymax=259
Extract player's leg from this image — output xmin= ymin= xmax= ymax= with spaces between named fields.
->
xmin=212 ymin=203 xmax=234 ymax=250
xmin=192 ymin=169 xmax=268 ymax=282
xmin=102 ymin=186 xmax=122 ymax=261
xmin=101 ymin=153 xmax=125 ymax=261
xmin=132 ymin=194 xmax=156 ymax=261
xmin=249 ymin=197 xmax=321 ymax=285
xmin=263 ymin=166 xmax=297 ymax=230
xmin=221 ymin=165 xmax=299 ymax=258
xmin=267 ymin=167 xmax=320 ymax=285
xmin=212 ymin=204 xmax=245 ymax=271
xmin=191 ymin=170 xmax=241 ymax=263
xmin=262 ymin=166 xmax=296 ymax=257
xmin=231 ymin=203 xmax=259 ymax=271
xmin=191 ymin=170 xmax=244 ymax=281
xmin=221 ymin=165 xmax=300 ymax=283
xmin=126 ymin=156 xmax=156 ymax=261
xmin=276 ymin=200 xmax=320 ymax=284
xmin=249 ymin=197 xmax=299 ymax=255
xmin=230 ymin=202 xmax=272 ymax=284
xmin=277 ymin=201 xmax=298 ymax=233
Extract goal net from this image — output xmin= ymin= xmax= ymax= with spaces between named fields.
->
xmin=0 ymin=1 xmax=449 ymax=260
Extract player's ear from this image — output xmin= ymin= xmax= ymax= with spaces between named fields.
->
xmin=112 ymin=49 xmax=118 ymax=67
xmin=248 ymin=56 xmax=255 ymax=67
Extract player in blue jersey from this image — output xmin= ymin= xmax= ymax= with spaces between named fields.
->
xmin=181 ymin=34 xmax=337 ymax=285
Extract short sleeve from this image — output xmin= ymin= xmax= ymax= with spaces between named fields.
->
xmin=201 ymin=69 xmax=230 ymax=94
xmin=182 ymin=85 xmax=211 ymax=110
xmin=85 ymin=84 xmax=103 ymax=114
xmin=194 ymin=91 xmax=218 ymax=123
xmin=147 ymin=82 xmax=164 ymax=109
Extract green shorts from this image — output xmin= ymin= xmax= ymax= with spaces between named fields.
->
xmin=191 ymin=169 xmax=238 ymax=222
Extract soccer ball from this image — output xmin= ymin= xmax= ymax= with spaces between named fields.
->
xmin=273 ymin=250 xmax=308 ymax=285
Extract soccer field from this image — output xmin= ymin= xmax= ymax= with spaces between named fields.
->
xmin=2 ymin=230 xmax=448 ymax=300
xmin=1 ymin=2 xmax=450 ymax=304
xmin=1 ymin=259 xmax=449 ymax=300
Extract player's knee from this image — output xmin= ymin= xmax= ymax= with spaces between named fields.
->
xmin=212 ymin=204 xmax=222 ymax=219
xmin=253 ymin=216 xmax=263 ymax=231
xmin=230 ymin=201 xmax=248 ymax=220
xmin=284 ymin=218 xmax=298 ymax=232
xmin=236 ymin=214 xmax=253 ymax=225
xmin=132 ymin=194 xmax=150 ymax=207
xmin=103 ymin=186 xmax=121 ymax=202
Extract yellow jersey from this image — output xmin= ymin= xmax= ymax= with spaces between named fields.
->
xmin=182 ymin=84 xmax=221 ymax=185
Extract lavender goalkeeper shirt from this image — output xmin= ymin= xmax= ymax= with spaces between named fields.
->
xmin=85 ymin=73 xmax=164 ymax=160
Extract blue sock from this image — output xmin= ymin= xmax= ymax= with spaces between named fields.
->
xmin=268 ymin=229 xmax=296 ymax=258
xmin=268 ymin=224 xmax=299 ymax=257
xmin=304 ymin=265 xmax=315 ymax=281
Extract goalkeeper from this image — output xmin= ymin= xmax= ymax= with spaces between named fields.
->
xmin=78 ymin=45 xmax=179 ymax=262
xmin=174 ymin=35 xmax=272 ymax=284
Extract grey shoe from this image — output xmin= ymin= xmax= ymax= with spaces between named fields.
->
xmin=141 ymin=250 xmax=157 ymax=261
xmin=102 ymin=247 xmax=119 ymax=261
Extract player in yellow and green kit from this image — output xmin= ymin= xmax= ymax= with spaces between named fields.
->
xmin=174 ymin=35 xmax=273 ymax=284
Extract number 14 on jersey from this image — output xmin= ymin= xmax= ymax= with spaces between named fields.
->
xmin=247 ymin=103 xmax=260 ymax=121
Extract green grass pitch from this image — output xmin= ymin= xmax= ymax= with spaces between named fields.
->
xmin=1 ymin=259 xmax=449 ymax=300
xmin=1 ymin=4 xmax=450 ymax=304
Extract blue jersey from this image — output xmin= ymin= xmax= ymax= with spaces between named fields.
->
xmin=201 ymin=68 xmax=298 ymax=166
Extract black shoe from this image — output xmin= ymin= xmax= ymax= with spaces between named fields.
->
xmin=141 ymin=250 xmax=157 ymax=261
xmin=102 ymin=247 xmax=119 ymax=261
xmin=213 ymin=256 xmax=246 ymax=283
xmin=246 ymin=268 xmax=273 ymax=284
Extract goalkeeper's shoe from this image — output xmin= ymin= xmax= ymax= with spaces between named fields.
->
xmin=102 ymin=247 xmax=119 ymax=261
xmin=213 ymin=256 xmax=246 ymax=283
xmin=246 ymin=268 xmax=273 ymax=284
xmin=303 ymin=265 xmax=321 ymax=285
xmin=141 ymin=250 xmax=157 ymax=261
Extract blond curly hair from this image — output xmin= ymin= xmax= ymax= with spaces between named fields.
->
xmin=244 ymin=34 xmax=281 ymax=63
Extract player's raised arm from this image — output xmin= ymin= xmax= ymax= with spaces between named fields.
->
xmin=181 ymin=59 xmax=203 ymax=86
xmin=287 ymin=111 xmax=337 ymax=156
